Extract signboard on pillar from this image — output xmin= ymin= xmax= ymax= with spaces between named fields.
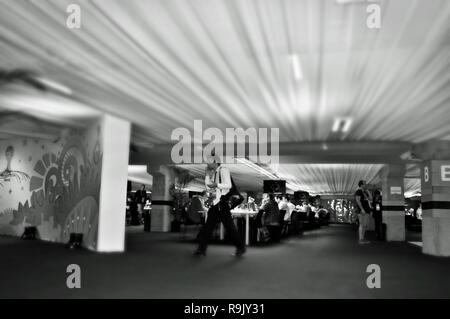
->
xmin=441 ymin=164 xmax=450 ymax=182
xmin=390 ymin=186 xmax=402 ymax=195
xmin=422 ymin=160 xmax=450 ymax=190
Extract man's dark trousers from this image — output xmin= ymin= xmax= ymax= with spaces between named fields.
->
xmin=373 ymin=211 xmax=382 ymax=239
xmin=197 ymin=199 xmax=244 ymax=252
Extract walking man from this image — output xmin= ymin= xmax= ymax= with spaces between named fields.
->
xmin=194 ymin=156 xmax=246 ymax=257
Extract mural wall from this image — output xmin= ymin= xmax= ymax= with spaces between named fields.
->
xmin=0 ymin=122 xmax=102 ymax=250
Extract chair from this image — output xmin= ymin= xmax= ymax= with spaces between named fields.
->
xmin=279 ymin=210 xmax=290 ymax=237
xmin=21 ymin=226 xmax=37 ymax=240
xmin=289 ymin=211 xmax=302 ymax=235
xmin=267 ymin=209 xmax=286 ymax=243
xmin=279 ymin=209 xmax=287 ymax=224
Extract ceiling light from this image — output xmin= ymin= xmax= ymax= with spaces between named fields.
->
xmin=289 ymin=54 xmax=303 ymax=80
xmin=332 ymin=117 xmax=353 ymax=133
xmin=335 ymin=0 xmax=368 ymax=4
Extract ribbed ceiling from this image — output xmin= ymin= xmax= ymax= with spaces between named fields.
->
xmin=177 ymin=163 xmax=385 ymax=195
xmin=0 ymin=0 xmax=445 ymax=196
xmin=272 ymin=163 xmax=383 ymax=194
xmin=0 ymin=0 xmax=449 ymax=146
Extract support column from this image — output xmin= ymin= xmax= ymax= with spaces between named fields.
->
xmin=97 ymin=114 xmax=131 ymax=252
xmin=415 ymin=140 xmax=450 ymax=256
xmin=148 ymin=165 xmax=174 ymax=232
xmin=421 ymin=160 xmax=450 ymax=256
xmin=414 ymin=141 xmax=450 ymax=257
xmin=380 ymin=164 xmax=406 ymax=241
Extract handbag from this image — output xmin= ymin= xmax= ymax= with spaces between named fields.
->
xmin=258 ymin=226 xmax=271 ymax=243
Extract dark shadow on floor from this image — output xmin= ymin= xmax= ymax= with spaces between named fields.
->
xmin=1 ymin=224 xmax=449 ymax=298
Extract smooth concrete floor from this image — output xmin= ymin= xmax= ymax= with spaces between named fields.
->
xmin=0 ymin=224 xmax=449 ymax=299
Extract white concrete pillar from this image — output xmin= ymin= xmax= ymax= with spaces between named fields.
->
xmin=421 ymin=160 xmax=450 ymax=256
xmin=148 ymin=165 xmax=174 ymax=232
xmin=414 ymin=140 xmax=450 ymax=256
xmin=96 ymin=114 xmax=131 ymax=252
xmin=380 ymin=164 xmax=406 ymax=241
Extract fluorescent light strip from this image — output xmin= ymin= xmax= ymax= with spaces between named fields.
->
xmin=332 ymin=117 xmax=353 ymax=133
xmin=332 ymin=119 xmax=341 ymax=132
xmin=342 ymin=118 xmax=353 ymax=132
xmin=290 ymin=54 xmax=303 ymax=80
xmin=335 ymin=0 xmax=368 ymax=4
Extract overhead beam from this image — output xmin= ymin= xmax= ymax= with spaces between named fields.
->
xmin=0 ymin=128 xmax=57 ymax=141
xmin=129 ymin=141 xmax=415 ymax=165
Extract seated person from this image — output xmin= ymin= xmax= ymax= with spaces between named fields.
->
xmin=306 ymin=202 xmax=315 ymax=222
xmin=247 ymin=196 xmax=258 ymax=211
xmin=275 ymin=195 xmax=288 ymax=223
xmin=296 ymin=201 xmax=309 ymax=221
xmin=258 ymin=193 xmax=281 ymax=242
xmin=300 ymin=202 xmax=308 ymax=212
xmin=317 ymin=205 xmax=330 ymax=224
xmin=285 ymin=196 xmax=296 ymax=222
xmin=275 ymin=195 xmax=289 ymax=212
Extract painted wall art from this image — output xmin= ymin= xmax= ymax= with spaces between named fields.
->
xmin=0 ymin=122 xmax=103 ymax=250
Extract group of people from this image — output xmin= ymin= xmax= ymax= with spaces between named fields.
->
xmin=184 ymin=155 xmax=385 ymax=255
xmin=354 ymin=180 xmax=383 ymax=244
xmin=192 ymin=150 xmax=348 ymax=256
xmin=128 ymin=185 xmax=151 ymax=230
xmin=193 ymin=155 xmax=309 ymax=256
xmin=192 ymin=156 xmax=336 ymax=257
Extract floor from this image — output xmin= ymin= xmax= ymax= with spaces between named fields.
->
xmin=0 ymin=224 xmax=449 ymax=299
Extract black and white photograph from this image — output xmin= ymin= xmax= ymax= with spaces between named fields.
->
xmin=0 ymin=0 xmax=450 ymax=306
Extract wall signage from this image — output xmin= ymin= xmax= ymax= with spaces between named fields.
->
xmin=390 ymin=186 xmax=402 ymax=195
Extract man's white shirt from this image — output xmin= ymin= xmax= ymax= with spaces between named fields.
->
xmin=205 ymin=166 xmax=232 ymax=205
xmin=285 ymin=202 xmax=295 ymax=221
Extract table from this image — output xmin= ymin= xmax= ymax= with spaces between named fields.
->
xmin=230 ymin=209 xmax=258 ymax=246
xmin=200 ymin=209 xmax=257 ymax=246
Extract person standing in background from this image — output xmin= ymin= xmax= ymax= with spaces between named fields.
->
xmin=258 ymin=193 xmax=281 ymax=242
xmin=143 ymin=200 xmax=152 ymax=232
xmin=135 ymin=184 xmax=147 ymax=204
xmin=372 ymin=190 xmax=383 ymax=240
xmin=355 ymin=180 xmax=371 ymax=244
xmin=416 ymin=203 xmax=423 ymax=220
xmin=135 ymin=185 xmax=147 ymax=224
